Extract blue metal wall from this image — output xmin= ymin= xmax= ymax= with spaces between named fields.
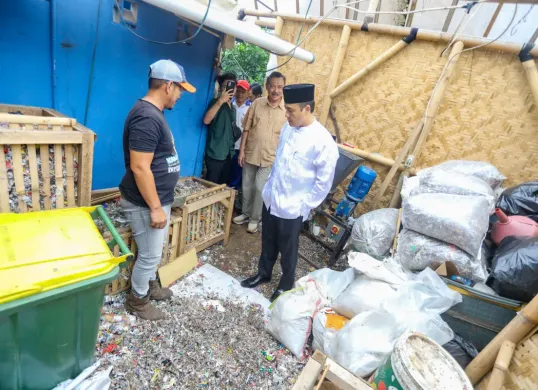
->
xmin=0 ymin=0 xmax=219 ymax=189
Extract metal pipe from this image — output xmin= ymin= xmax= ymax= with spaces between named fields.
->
xmin=142 ymin=0 xmax=315 ymax=63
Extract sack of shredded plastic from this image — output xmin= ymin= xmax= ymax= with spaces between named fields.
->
xmin=395 ymin=229 xmax=488 ymax=282
xmin=266 ymin=281 xmax=322 ymax=358
xmin=402 ymin=193 xmax=490 ymax=258
xmin=332 ymin=275 xmax=398 ymax=318
xmin=351 ymin=208 xmax=399 ymax=259
xmin=331 ymin=310 xmax=401 ymax=377
xmin=415 ymin=168 xmax=495 ymax=213
xmin=401 ymin=175 xmax=420 ymax=202
xmin=430 ymin=160 xmax=505 ymax=190
xmin=295 ymin=268 xmax=355 ymax=303
xmin=312 ymin=309 xmax=350 ymax=356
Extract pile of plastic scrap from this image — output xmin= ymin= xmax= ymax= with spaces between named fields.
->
xmin=95 ymin=264 xmax=304 ymax=389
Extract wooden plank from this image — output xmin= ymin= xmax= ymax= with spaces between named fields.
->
xmin=41 ymin=145 xmax=52 ymax=210
xmin=65 ymin=144 xmax=75 ymax=207
xmin=53 ymin=139 xmax=64 ymax=209
xmin=77 ymin=132 xmax=94 ymax=206
xmin=185 ymin=191 xmax=232 ymax=213
xmin=189 ymin=232 xmax=225 ymax=253
xmin=170 ymin=219 xmax=180 ymax=259
xmin=0 ymin=104 xmax=43 ymax=116
xmin=320 ymin=25 xmax=352 ymax=126
xmin=442 ymin=0 xmax=459 ymax=32
xmin=311 ymin=351 xmax=373 ymax=390
xmin=0 ymin=130 xmax=83 ymax=145
xmin=484 ymin=2 xmax=503 ymax=37
xmin=292 ymin=355 xmax=325 ymax=390
xmin=0 ymin=146 xmax=10 ymax=212
xmin=0 ymin=113 xmax=76 ymax=126
xmin=11 ymin=145 xmax=27 ymax=212
xmin=178 ymin=207 xmax=189 ymax=256
xmin=27 ymin=145 xmax=41 ymax=211
xmin=405 ymin=0 xmax=417 ymax=27
xmin=158 ymin=248 xmax=198 ymax=287
xmin=224 ymin=189 xmax=235 ymax=246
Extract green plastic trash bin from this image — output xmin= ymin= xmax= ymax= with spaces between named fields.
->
xmin=0 ymin=267 xmax=119 ymax=390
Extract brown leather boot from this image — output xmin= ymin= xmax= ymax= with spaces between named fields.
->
xmin=149 ymin=279 xmax=173 ymax=301
xmin=125 ymin=291 xmax=165 ymax=321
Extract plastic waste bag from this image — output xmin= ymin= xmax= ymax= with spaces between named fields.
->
xmin=348 ymin=251 xmax=411 ymax=285
xmin=489 ymin=236 xmax=538 ymax=302
xmin=52 ymin=361 xmax=112 ymax=390
xmin=415 ymin=168 xmax=495 ymax=212
xmin=497 ymin=181 xmax=538 ymax=222
xmin=295 ymin=268 xmax=355 ymax=303
xmin=383 ymin=268 xmax=462 ymax=314
xmin=401 ymin=175 xmax=420 ymax=202
xmin=394 ymin=311 xmax=454 ymax=346
xmin=332 ymin=275 xmax=398 ymax=318
xmin=266 ymin=281 xmax=322 ymax=358
xmin=312 ymin=309 xmax=349 ymax=356
xmin=442 ymin=334 xmax=479 ymax=369
xmin=402 ymin=193 xmax=490 ymax=257
xmin=331 ymin=311 xmax=401 ymax=377
xmin=430 ymin=160 xmax=505 ymax=190
xmin=395 ymin=229 xmax=488 ymax=282
xmin=351 ymin=208 xmax=399 ymax=259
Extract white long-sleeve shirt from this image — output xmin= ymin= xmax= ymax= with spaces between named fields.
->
xmin=262 ymin=120 xmax=339 ymax=221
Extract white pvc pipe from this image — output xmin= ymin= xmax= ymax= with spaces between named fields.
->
xmin=142 ymin=0 xmax=316 ymax=63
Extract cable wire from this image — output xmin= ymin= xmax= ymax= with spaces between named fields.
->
xmin=115 ymin=0 xmax=211 ymax=44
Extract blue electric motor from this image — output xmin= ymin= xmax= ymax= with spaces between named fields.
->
xmin=335 ymin=166 xmax=377 ymax=217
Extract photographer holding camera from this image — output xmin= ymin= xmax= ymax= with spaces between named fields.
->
xmin=203 ymin=72 xmax=239 ymax=184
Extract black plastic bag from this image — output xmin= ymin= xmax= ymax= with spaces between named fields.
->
xmin=488 ymin=236 xmax=538 ymax=302
xmin=497 ymin=182 xmax=538 ymax=222
xmin=442 ymin=333 xmax=478 ymax=369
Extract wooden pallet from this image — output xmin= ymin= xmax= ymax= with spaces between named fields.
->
xmin=103 ymin=227 xmax=136 ymax=295
xmin=0 ymin=104 xmax=94 ymax=212
xmin=293 ymin=351 xmax=373 ymax=390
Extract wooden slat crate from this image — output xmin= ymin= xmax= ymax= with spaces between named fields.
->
xmin=176 ymin=177 xmax=235 ymax=255
xmin=0 ymin=104 xmax=94 ymax=212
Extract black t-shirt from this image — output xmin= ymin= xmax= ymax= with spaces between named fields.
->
xmin=119 ymin=100 xmax=180 ymax=207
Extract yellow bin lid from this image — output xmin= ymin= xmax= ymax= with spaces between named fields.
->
xmin=0 ymin=207 xmax=128 ymax=304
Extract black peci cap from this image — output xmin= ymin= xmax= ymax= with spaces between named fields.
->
xmin=283 ymin=84 xmax=315 ymax=104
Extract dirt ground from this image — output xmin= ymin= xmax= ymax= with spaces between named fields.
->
xmin=200 ymin=220 xmax=348 ymax=301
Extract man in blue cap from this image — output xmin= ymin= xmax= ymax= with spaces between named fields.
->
xmin=241 ymin=84 xmax=339 ymax=302
xmin=120 ymin=59 xmax=195 ymax=321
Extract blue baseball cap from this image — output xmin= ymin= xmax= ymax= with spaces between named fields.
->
xmin=149 ymin=59 xmax=196 ymax=93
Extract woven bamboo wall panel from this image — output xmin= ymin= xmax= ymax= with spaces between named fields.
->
xmin=278 ymin=21 xmax=538 ymax=212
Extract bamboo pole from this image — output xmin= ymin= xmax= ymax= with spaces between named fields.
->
xmin=274 ymin=16 xmax=284 ymax=37
xmin=466 ymin=294 xmax=538 ymax=384
xmin=485 ymin=341 xmax=516 ymax=390
xmin=521 ymin=59 xmax=538 ymax=109
xmin=241 ymin=10 xmax=538 ymax=56
xmin=330 ymin=39 xmax=410 ymax=98
xmin=410 ymin=41 xmax=464 ymax=162
xmin=319 ymin=25 xmax=352 ymax=126
xmin=372 ymin=121 xmax=423 ymax=208
xmin=337 ymin=144 xmax=417 ymax=174
xmin=255 ymin=19 xmax=276 ymax=29
xmin=389 ymin=172 xmax=406 ymax=208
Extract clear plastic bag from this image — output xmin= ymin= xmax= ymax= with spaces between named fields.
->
xmin=415 ymin=168 xmax=495 ymax=212
xmin=431 ymin=160 xmax=505 ymax=190
xmin=395 ymin=229 xmax=488 ymax=282
xmin=295 ymin=268 xmax=355 ymax=303
xmin=402 ymin=193 xmax=490 ymax=257
xmin=312 ymin=309 xmax=349 ymax=356
xmin=332 ymin=275 xmax=398 ymax=318
xmin=351 ymin=208 xmax=399 ymax=259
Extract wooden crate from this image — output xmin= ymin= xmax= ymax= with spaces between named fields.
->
xmin=175 ymin=177 xmax=235 ymax=255
xmin=0 ymin=104 xmax=95 ymax=212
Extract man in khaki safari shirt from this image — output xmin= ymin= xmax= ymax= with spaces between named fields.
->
xmin=234 ymin=71 xmax=287 ymax=233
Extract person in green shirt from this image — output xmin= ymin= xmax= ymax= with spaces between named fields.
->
xmin=203 ymin=72 xmax=237 ymax=184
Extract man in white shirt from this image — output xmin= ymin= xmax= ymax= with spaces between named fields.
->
xmin=228 ymin=80 xmax=251 ymax=189
xmin=240 ymin=84 xmax=339 ymax=302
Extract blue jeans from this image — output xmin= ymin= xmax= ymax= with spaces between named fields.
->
xmin=120 ymin=198 xmax=171 ymax=297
